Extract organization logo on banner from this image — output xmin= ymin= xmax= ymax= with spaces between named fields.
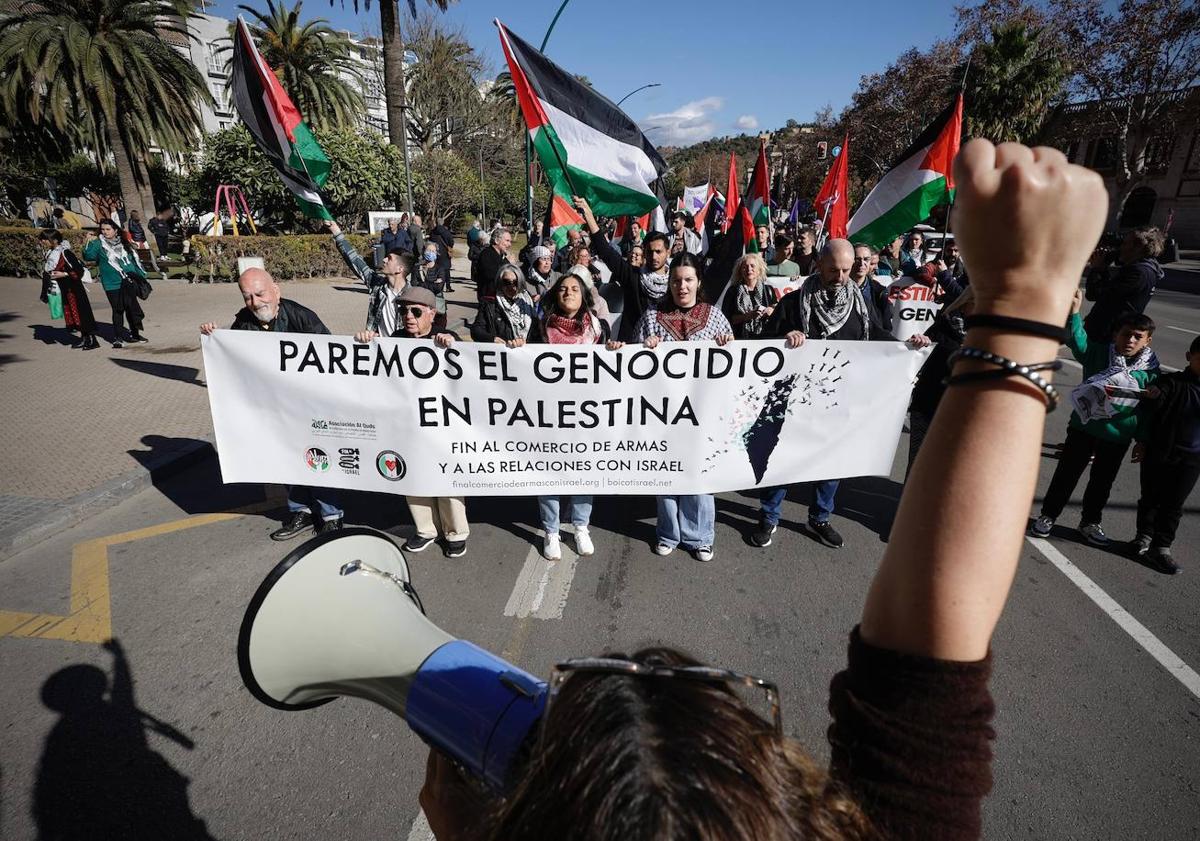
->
xmin=305 ymin=447 xmax=331 ymax=472
xmin=375 ymin=450 xmax=406 ymax=481
xmin=338 ymin=447 xmax=361 ymax=475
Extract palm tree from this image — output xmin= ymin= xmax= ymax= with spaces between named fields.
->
xmin=963 ymin=22 xmax=1069 ymax=144
xmin=235 ymin=0 xmax=365 ymax=129
xmin=404 ymin=17 xmax=483 ymax=152
xmin=0 ymin=0 xmax=211 ymax=220
xmin=330 ymin=0 xmax=454 ymax=209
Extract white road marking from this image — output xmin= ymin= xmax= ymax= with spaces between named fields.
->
xmin=406 ymin=810 xmax=433 ymax=841
xmin=1165 ymin=325 xmax=1199 ymax=336
xmin=1027 ymin=537 xmax=1200 ymax=700
xmin=504 ymin=534 xmax=581 ymax=620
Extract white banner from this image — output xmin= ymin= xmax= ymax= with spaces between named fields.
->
xmin=683 ymin=183 xmax=710 ymax=215
xmin=201 ymin=332 xmax=928 ymax=497
xmin=883 ymin=277 xmax=943 ymax=342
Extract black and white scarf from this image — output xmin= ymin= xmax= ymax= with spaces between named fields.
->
xmin=497 ymin=291 xmax=536 ymax=338
xmin=795 ymin=274 xmax=868 ymax=338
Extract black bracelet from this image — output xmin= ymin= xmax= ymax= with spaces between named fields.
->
xmin=964 ymin=313 xmax=1067 ymax=343
xmin=945 ymin=347 xmax=1062 ymax=412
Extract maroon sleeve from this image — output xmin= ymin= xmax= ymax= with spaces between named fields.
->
xmin=827 ymin=627 xmax=995 ymax=841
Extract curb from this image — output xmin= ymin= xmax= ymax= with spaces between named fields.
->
xmin=0 ymin=438 xmax=219 ymax=562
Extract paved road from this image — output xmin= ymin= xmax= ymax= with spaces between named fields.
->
xmin=0 ymin=278 xmax=1197 ymax=840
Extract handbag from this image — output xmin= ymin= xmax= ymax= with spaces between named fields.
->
xmin=126 ymin=272 xmax=153 ymax=300
xmin=47 ymin=281 xmax=64 ymax=319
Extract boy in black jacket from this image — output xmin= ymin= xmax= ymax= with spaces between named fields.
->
xmin=1131 ymin=335 xmax=1200 ymax=574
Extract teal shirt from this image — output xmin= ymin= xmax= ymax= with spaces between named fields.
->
xmin=1065 ymin=312 xmax=1158 ymax=443
xmin=83 ymin=237 xmax=145 ymax=292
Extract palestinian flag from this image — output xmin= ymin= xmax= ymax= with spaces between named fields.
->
xmin=496 ymin=21 xmax=666 ymax=217
xmin=848 ymin=94 xmax=962 ymax=249
xmin=544 ymin=192 xmax=584 ymax=249
xmin=745 ymin=139 xmax=771 ymax=235
xmin=230 ymin=16 xmax=331 ymax=220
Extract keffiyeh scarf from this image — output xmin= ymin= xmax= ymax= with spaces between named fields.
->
xmin=795 ymin=274 xmax=868 ymax=338
xmin=654 ymin=303 xmax=722 ymax=341
xmin=497 ymin=291 xmax=536 ymax=338
xmin=43 ymin=243 xmax=68 ymax=274
xmin=544 ymin=312 xmax=601 ymax=345
xmin=640 ymin=268 xmax=669 ymax=301
xmin=100 ymin=235 xmax=141 ymax=274
xmin=1070 ymin=343 xmax=1160 ymax=423
xmin=733 ymin=282 xmax=776 ymax=337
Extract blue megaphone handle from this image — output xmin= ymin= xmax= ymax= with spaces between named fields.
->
xmin=406 ymin=640 xmax=547 ymax=790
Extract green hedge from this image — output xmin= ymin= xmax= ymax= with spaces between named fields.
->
xmin=0 ymin=226 xmax=44 ymax=276
xmin=0 ymin=217 xmax=33 ymax=228
xmin=189 ymin=233 xmax=375 ymax=282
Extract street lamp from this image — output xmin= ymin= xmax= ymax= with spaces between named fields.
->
xmin=615 ymin=82 xmax=661 ymax=107
xmin=525 ymin=0 xmax=573 ymax=234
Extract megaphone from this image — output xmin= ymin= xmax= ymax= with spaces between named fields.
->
xmin=237 ymin=527 xmax=547 ymax=790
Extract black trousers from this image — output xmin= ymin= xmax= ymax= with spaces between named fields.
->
xmin=104 ymin=283 xmax=144 ymax=338
xmin=1041 ymin=426 xmax=1130 ymax=524
xmin=1136 ymin=455 xmax=1200 ymax=548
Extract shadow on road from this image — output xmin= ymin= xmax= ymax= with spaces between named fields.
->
xmin=28 ymin=324 xmax=77 ymax=346
xmin=111 ymin=358 xmax=206 ymax=387
xmin=34 ymin=639 xmax=217 ymax=841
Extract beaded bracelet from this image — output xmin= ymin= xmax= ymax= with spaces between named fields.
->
xmin=945 ymin=346 xmax=1062 ymax=412
xmin=963 ymin=314 xmax=1068 ymax=343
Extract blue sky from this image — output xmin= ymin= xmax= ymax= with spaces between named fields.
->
xmin=201 ymin=0 xmax=965 ymax=145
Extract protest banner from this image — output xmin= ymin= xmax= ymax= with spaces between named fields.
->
xmin=764 ymin=276 xmax=803 ymax=298
xmin=202 ymin=332 xmax=929 ymax=497
xmin=883 ymin=277 xmax=943 ymax=342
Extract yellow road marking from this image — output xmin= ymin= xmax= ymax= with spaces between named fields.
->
xmin=0 ymin=498 xmax=281 ymax=644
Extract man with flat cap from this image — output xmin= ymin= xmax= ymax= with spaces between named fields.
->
xmin=355 ymin=286 xmax=468 ymax=558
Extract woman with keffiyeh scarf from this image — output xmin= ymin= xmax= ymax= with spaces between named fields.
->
xmin=470 ymin=263 xmax=543 ymax=347
xmin=38 ymin=228 xmax=98 ymax=349
xmin=531 ymin=270 xmax=614 ymax=562
xmin=83 ymin=220 xmax=148 ymax=348
xmin=611 ymin=253 xmax=734 ymax=563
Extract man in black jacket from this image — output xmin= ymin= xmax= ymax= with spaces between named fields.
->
xmin=199 ymin=268 xmax=344 ymax=540
xmin=428 ymin=216 xmax=455 ymax=292
xmin=472 ymin=227 xmax=512 ymax=302
xmin=1084 ymin=226 xmax=1164 ymax=341
xmin=574 ymin=195 xmax=670 ymax=342
xmin=751 ymin=240 xmax=929 ymax=552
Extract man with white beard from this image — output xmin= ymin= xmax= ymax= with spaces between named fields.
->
xmin=200 ymin=268 xmax=343 ymax=540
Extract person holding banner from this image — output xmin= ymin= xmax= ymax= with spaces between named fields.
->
xmin=420 ymin=138 xmax=1111 ymax=841
xmin=1029 ymin=296 xmax=1159 ymax=547
xmin=531 ymin=271 xmax=615 ymax=560
xmin=575 ymin=196 xmax=670 ymax=343
xmin=353 ymin=287 xmax=469 ymax=557
xmin=200 ymin=269 xmax=344 ymax=541
xmin=471 ymin=264 xmax=543 ymax=348
xmin=610 ymin=253 xmax=733 ymax=563
xmin=720 ymin=253 xmax=778 ymax=339
xmin=753 ymin=240 xmax=929 ymax=550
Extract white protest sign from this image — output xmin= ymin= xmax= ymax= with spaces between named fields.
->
xmin=884 ymin=277 xmax=943 ymax=341
xmin=202 ymin=332 xmax=929 ymax=497
xmin=764 ymin=276 xmax=803 ymax=299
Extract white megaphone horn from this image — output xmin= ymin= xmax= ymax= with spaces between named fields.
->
xmin=237 ymin=527 xmax=547 ymax=790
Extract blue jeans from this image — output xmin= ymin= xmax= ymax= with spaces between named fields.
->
xmin=656 ymin=495 xmax=715 ymax=549
xmin=287 ymin=485 xmax=343 ymax=521
xmin=759 ymin=480 xmax=840 ymax=526
xmin=538 ymin=495 xmax=593 ymax=534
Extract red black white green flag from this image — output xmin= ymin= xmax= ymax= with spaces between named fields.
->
xmin=230 ymin=16 xmax=332 ymax=221
xmin=848 ymin=95 xmax=962 ymax=249
xmin=744 ymin=139 xmax=771 ymax=237
xmin=813 ymin=133 xmax=850 ymax=239
xmin=496 ymin=20 xmax=666 ymax=218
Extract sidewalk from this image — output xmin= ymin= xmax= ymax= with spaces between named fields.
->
xmin=0 ymin=255 xmax=480 ymax=559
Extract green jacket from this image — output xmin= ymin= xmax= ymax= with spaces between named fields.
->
xmin=83 ymin=237 xmax=145 ymax=292
xmin=1065 ymin=312 xmax=1158 ymax=443
xmin=766 ymin=258 xmax=800 ymax=277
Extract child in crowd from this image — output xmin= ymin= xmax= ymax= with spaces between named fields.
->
xmin=1130 ymin=335 xmax=1200 ymax=574
xmin=1030 ymin=298 xmax=1159 ymax=545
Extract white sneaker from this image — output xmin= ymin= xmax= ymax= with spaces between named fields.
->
xmin=574 ymin=526 xmax=594 ymax=556
xmin=654 ymin=542 xmax=673 ymax=556
xmin=543 ymin=533 xmax=561 ymax=560
xmin=694 ymin=546 xmax=714 ymax=562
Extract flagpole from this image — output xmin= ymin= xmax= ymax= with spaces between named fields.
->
xmin=938 ymin=56 xmax=972 ymax=262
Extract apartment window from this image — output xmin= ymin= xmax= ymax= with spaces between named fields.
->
xmin=206 ymin=43 xmax=226 ymax=75
xmin=211 ymin=82 xmax=232 ymax=115
xmin=1144 ymin=134 xmax=1174 ymax=172
xmin=1089 ymin=136 xmax=1119 ymax=171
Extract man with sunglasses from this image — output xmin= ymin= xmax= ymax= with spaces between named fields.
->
xmin=355 ymin=287 xmax=468 ymax=557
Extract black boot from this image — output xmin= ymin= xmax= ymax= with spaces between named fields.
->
xmin=83 ymin=334 xmax=100 ymax=350
xmin=270 ymin=511 xmax=314 ymax=541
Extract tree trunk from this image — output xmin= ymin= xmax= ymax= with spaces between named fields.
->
xmin=104 ymin=122 xmax=149 ymax=224
xmin=380 ymin=2 xmax=408 ymax=143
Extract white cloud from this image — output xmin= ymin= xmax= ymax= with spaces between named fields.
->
xmin=640 ymin=97 xmax=724 ymax=146
xmin=735 ymin=114 xmax=759 ymax=131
